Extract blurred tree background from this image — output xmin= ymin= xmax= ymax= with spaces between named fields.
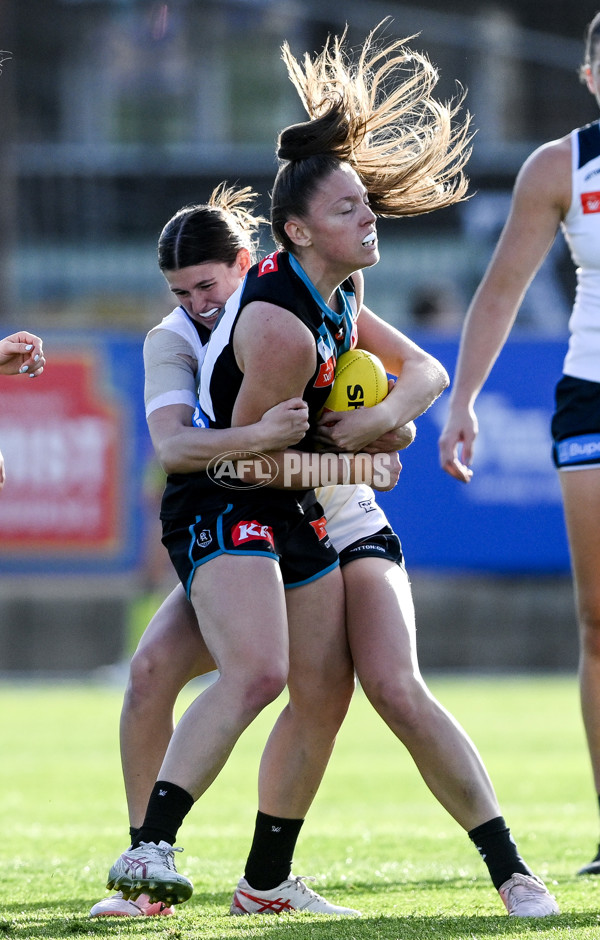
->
xmin=1 ymin=0 xmax=594 ymax=672
xmin=3 ymin=0 xmax=599 ymax=335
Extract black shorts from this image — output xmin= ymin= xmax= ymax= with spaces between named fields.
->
xmin=162 ymin=495 xmax=339 ymax=596
xmin=338 ymin=525 xmax=404 ymax=568
xmin=551 ymin=374 xmax=600 ymax=469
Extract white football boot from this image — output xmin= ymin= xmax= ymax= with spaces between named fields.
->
xmin=498 ymin=873 xmax=560 ymax=917
xmin=230 ymin=874 xmax=361 ymax=916
xmin=107 ymin=840 xmax=192 ymax=906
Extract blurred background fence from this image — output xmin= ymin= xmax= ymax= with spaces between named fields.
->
xmin=1 ymin=0 xmax=598 ymax=674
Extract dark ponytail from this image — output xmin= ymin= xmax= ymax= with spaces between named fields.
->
xmin=158 ymin=184 xmax=264 ymax=271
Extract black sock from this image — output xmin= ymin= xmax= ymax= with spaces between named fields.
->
xmin=468 ymin=816 xmax=533 ymax=890
xmin=131 ymin=781 xmax=194 ymax=849
xmin=129 ymin=826 xmax=140 ymax=846
xmin=243 ymin=811 xmax=304 ymax=890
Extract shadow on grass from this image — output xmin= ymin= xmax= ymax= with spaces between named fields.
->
xmin=1 ymin=912 xmax=598 ymax=940
xmin=0 ymin=876 xmax=590 ymax=939
xmin=1 ymin=893 xmax=598 ymax=940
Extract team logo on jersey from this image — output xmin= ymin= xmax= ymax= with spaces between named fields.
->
xmin=231 ymin=520 xmax=275 ymax=548
xmin=309 ymin=515 xmax=329 ymax=541
xmin=581 ymin=191 xmax=600 ymax=213
xmin=195 ymin=528 xmax=213 ymax=549
xmin=358 ymin=497 xmax=376 ymax=513
xmin=258 ymin=251 xmax=280 ymax=276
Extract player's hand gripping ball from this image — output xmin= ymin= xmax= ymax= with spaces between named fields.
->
xmin=322 ymin=348 xmax=389 ymax=413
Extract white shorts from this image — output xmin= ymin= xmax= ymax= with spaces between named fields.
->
xmin=316 ymin=483 xmax=389 ymax=554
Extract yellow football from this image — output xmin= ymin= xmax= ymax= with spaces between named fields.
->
xmin=322 ymin=348 xmax=388 ymax=412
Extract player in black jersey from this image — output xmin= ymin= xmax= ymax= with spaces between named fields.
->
xmin=93 ymin=185 xmax=405 ymax=918
xmin=104 ymin=175 xmax=377 ymax=909
xmin=228 ymin=27 xmax=556 ymax=918
xmin=104 ymin=24 xmax=557 ymax=919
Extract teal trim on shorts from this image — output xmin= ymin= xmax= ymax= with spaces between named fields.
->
xmin=184 ymin=509 xmax=279 ymax=598
xmin=284 ymin=557 xmax=340 ymax=590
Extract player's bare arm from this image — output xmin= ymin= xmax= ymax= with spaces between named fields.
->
xmin=231 ymin=300 xmax=401 ymax=490
xmin=147 ymin=399 xmax=309 ymax=475
xmin=439 ymin=137 xmax=571 ymax=483
xmin=232 ymin=300 xmax=317 ymax=425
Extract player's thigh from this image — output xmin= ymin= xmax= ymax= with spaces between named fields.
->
xmin=133 ymin=583 xmax=215 ymax=681
xmin=190 ymin=552 xmax=289 ymax=675
xmin=285 ymin=566 xmax=351 ymax=694
xmin=343 ymin=556 xmax=420 ymax=686
xmin=560 ymin=467 xmax=600 ymax=621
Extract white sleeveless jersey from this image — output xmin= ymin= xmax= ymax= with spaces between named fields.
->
xmin=143 ymin=306 xmax=210 ymax=419
xmin=561 ymin=120 xmax=600 ymax=382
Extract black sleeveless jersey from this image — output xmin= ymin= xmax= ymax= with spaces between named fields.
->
xmin=200 ymin=250 xmax=358 ymax=449
xmin=161 ymin=251 xmax=358 ymax=520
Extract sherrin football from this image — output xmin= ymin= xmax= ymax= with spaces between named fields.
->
xmin=322 ymin=348 xmax=388 ymax=412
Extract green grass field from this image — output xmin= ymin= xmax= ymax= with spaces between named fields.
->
xmin=2 ymin=674 xmax=600 ymax=939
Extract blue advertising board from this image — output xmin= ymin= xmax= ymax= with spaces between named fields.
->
xmin=0 ymin=329 xmax=571 ymax=577
xmin=0 ymin=330 xmax=150 ymax=576
xmin=377 ymin=335 xmax=571 ymax=573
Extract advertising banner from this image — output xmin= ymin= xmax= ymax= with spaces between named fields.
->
xmin=377 ymin=336 xmax=571 ymax=573
xmin=0 ymin=331 xmax=571 ymax=576
xmin=0 ymin=332 xmax=149 ymax=575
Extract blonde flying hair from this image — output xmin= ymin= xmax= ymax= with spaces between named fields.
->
xmin=158 ymin=182 xmax=266 ymax=270
xmin=271 ymin=23 xmax=472 ymax=249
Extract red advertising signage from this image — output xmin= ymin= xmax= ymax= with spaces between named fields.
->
xmin=0 ymin=352 xmax=123 ymax=557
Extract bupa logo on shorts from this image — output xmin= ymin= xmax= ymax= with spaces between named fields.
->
xmin=232 ymin=520 xmax=275 ymax=548
xmin=196 ymin=529 xmax=213 ymax=550
xmin=557 ymin=433 xmax=600 ymax=466
xmin=309 ymin=515 xmax=329 ymax=541
xmin=258 ymin=251 xmax=279 ymax=276
xmin=581 ymin=191 xmax=600 ymax=213
xmin=206 ymin=451 xmax=279 ymax=489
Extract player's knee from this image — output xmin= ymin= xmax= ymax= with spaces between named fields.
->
xmin=321 ymin=687 xmax=354 ymax=730
xmin=125 ymin=644 xmax=167 ymax=711
xmin=291 ymin=670 xmax=355 ymax=725
xmin=237 ymin=663 xmax=288 ymax=715
xmin=364 ymin=673 xmax=425 ymax=733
